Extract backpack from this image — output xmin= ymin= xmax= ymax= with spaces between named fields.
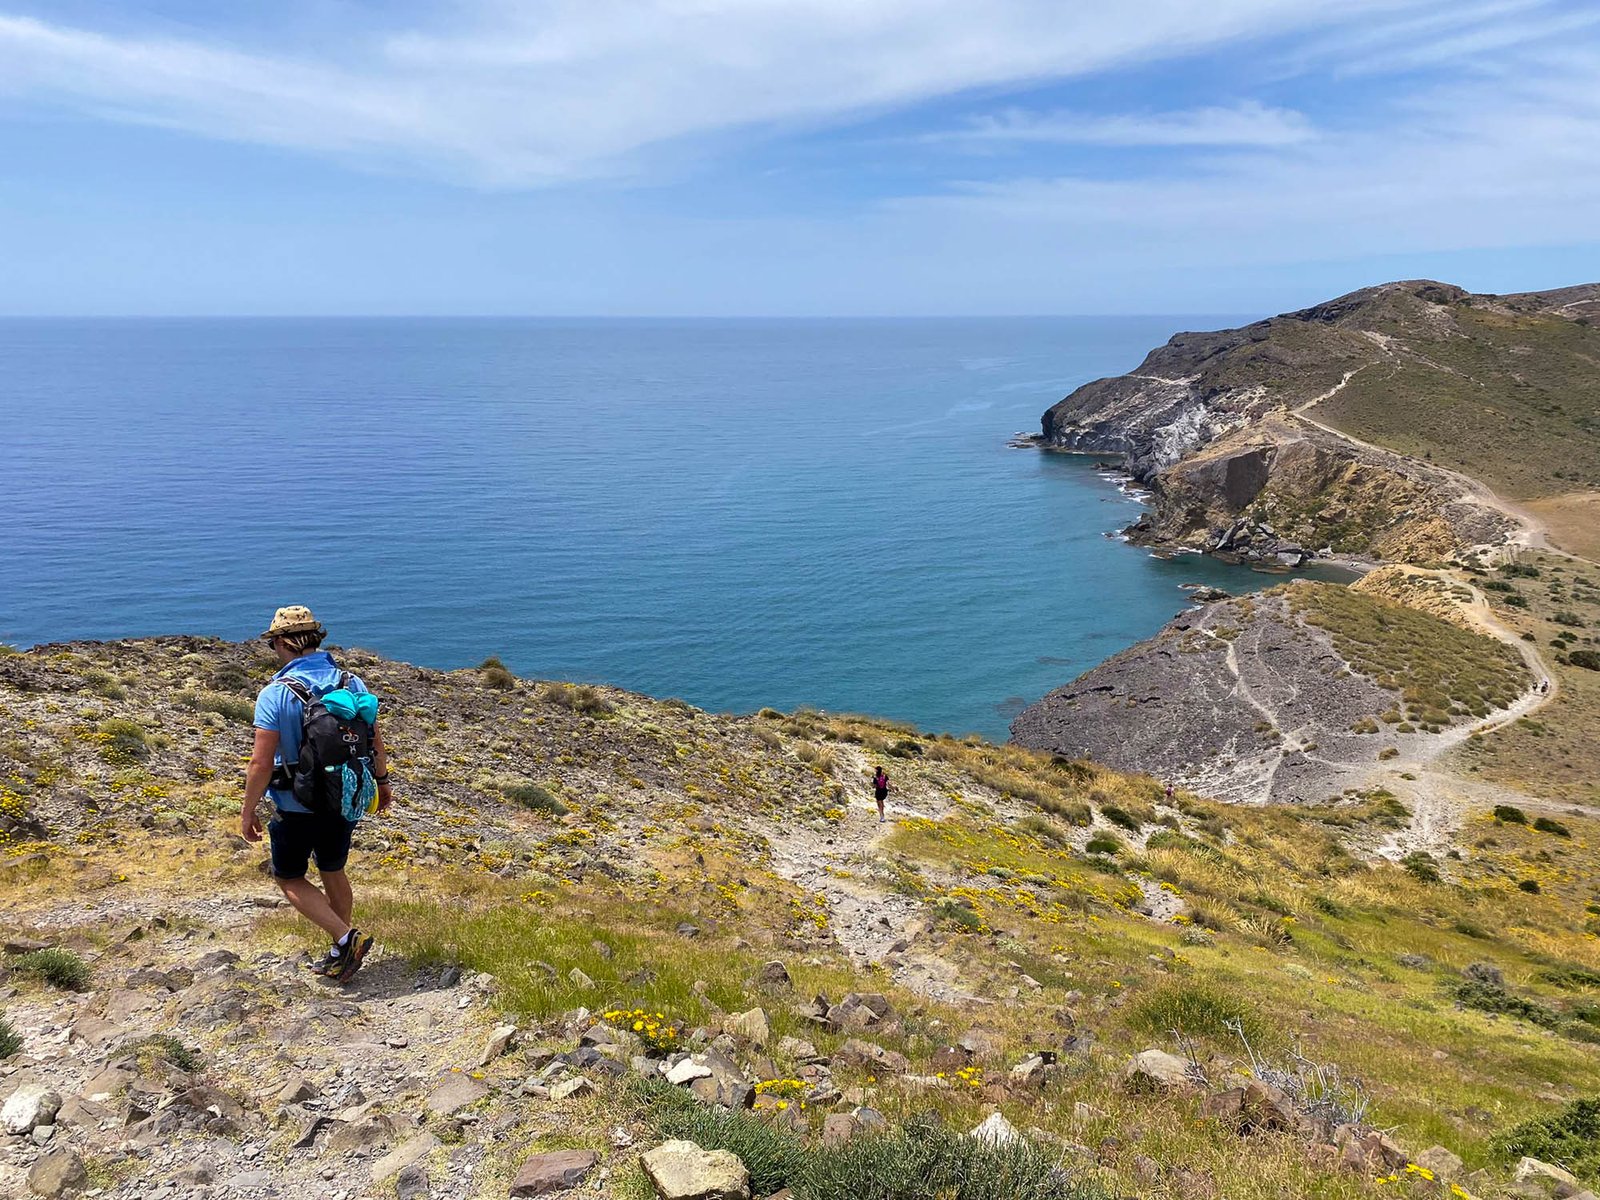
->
xmin=278 ymin=672 xmax=378 ymax=822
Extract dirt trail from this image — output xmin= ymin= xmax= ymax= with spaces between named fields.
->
xmin=1362 ymin=570 xmax=1560 ymax=860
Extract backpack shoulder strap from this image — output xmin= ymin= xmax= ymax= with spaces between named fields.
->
xmin=338 ymin=671 xmax=351 ymax=690
xmin=277 ymin=677 xmax=314 ymax=706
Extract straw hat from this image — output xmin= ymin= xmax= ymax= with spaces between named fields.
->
xmin=261 ymin=605 xmax=325 ymax=640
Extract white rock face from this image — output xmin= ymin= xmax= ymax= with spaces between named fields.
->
xmin=640 ymin=1139 xmax=750 ymax=1200
xmin=665 ymin=1059 xmax=712 ymax=1086
xmin=969 ymin=1111 xmax=1020 ymax=1146
xmin=1 ymin=1084 xmax=62 ymax=1135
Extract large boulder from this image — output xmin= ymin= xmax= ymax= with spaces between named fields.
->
xmin=3 ymin=1085 xmax=63 ymax=1135
xmin=1121 ymin=1050 xmax=1199 ymax=1094
xmin=1512 ymin=1157 xmax=1583 ymax=1197
xmin=640 ymin=1140 xmax=750 ymax=1200
xmin=28 ymin=1149 xmax=87 ymax=1198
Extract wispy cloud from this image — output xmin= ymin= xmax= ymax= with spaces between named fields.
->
xmin=0 ymin=1 xmax=1434 ymax=187
xmin=890 ymin=39 xmax=1600 ymax=264
xmin=921 ymin=102 xmax=1314 ymax=148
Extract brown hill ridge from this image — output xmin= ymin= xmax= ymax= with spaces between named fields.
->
xmin=1040 ymin=280 xmax=1600 ymax=564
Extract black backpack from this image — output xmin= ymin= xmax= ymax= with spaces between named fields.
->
xmin=278 ymin=672 xmax=377 ymax=820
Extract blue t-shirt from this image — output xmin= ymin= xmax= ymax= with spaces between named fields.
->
xmin=253 ymin=651 xmax=370 ymax=815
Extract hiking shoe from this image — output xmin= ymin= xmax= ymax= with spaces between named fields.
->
xmin=305 ymin=949 xmax=341 ymax=977
xmin=334 ymin=931 xmax=374 ymax=984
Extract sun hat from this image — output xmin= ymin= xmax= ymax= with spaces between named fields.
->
xmin=261 ymin=605 xmax=325 ymax=640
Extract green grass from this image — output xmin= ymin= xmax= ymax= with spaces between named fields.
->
xmin=1289 ymin=582 xmax=1528 ymax=723
xmin=1490 ymin=1098 xmax=1600 ymax=1183
xmin=113 ymin=1033 xmax=201 ymax=1073
xmin=538 ymin=682 xmax=614 ymax=716
xmin=177 ymin=690 xmax=255 ymax=723
xmin=1127 ymin=980 xmax=1272 ymax=1050
xmin=11 ymin=947 xmax=92 ymax=991
xmin=0 ymin=1014 xmax=20 ymax=1058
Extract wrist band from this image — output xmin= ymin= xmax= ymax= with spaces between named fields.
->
xmin=373 ymin=772 xmax=391 ymax=784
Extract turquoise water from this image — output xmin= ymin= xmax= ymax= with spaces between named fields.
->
xmin=1 ymin=317 xmax=1285 ymax=739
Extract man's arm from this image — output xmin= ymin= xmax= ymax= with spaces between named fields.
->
xmin=241 ymin=728 xmax=279 ymax=842
xmin=373 ymin=724 xmax=394 ymax=814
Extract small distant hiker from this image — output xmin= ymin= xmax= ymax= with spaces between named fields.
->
xmin=872 ymin=766 xmax=889 ymax=823
xmin=241 ymin=606 xmax=393 ymax=983
xmin=1165 ymin=782 xmax=1174 ymax=802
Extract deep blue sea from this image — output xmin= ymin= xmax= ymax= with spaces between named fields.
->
xmin=2 ymin=317 xmax=1300 ymax=739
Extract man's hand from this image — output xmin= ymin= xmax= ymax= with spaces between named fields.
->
xmin=241 ymin=803 xmax=263 ymax=842
xmin=376 ymin=782 xmax=394 ymax=815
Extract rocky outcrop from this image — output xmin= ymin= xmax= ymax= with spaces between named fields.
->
xmin=1040 ymin=279 xmax=1593 ymax=561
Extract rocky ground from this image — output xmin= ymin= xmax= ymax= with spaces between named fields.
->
xmin=5 ymin=638 xmax=1600 ymax=1200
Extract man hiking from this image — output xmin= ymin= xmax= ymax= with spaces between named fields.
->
xmin=241 ymin=606 xmax=392 ymax=983
xmin=872 ymin=766 xmax=889 ymax=824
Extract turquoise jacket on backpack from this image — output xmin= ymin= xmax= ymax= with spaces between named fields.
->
xmin=253 ymin=651 xmax=371 ymax=815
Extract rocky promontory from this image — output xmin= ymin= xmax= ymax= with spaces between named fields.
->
xmin=1040 ymin=279 xmax=1600 ymax=563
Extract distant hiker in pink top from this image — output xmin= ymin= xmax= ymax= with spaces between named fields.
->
xmin=873 ymin=766 xmax=889 ymax=824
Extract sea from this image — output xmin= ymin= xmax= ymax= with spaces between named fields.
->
xmin=0 ymin=316 xmax=1320 ymax=740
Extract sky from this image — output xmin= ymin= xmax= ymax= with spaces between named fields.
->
xmin=1 ymin=0 xmax=1599 ymax=315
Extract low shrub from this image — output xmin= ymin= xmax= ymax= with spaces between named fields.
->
xmin=1039 ymin=796 xmax=1091 ymax=826
xmin=12 ymin=948 xmax=92 ymax=991
xmin=1534 ymin=816 xmax=1572 ymax=837
xmin=1402 ymin=853 xmax=1441 ymax=883
xmin=1084 ymin=833 xmax=1122 ymax=856
xmin=178 ymin=690 xmax=255 ymax=723
xmin=1014 ymin=814 xmax=1068 ymax=847
xmin=1099 ymin=804 xmax=1142 ymax=832
xmin=1569 ymin=649 xmax=1600 ymax=671
xmin=1490 ymin=1097 xmax=1600 ymax=1181
xmin=1493 ymin=804 xmax=1529 ymax=825
xmin=802 ymin=1114 xmax=1098 ymax=1200
xmin=1520 ymin=879 xmax=1543 ymax=894
xmin=0 ymin=1015 xmax=20 ymax=1058
xmin=498 ymin=781 xmax=568 ymax=815
xmin=539 ymin=682 xmax=614 ymax=716
xmin=478 ymin=656 xmax=517 ymax=689
xmin=638 ymin=1079 xmax=805 ymax=1196
xmin=114 ymin=1033 xmax=201 ymax=1073
xmin=1129 ymin=980 xmax=1271 ymax=1048
xmin=97 ymin=717 xmax=149 ymax=764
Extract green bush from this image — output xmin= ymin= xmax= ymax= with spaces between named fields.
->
xmin=12 ymin=948 xmax=92 ymax=991
xmin=97 ymin=717 xmax=150 ymax=764
xmin=1084 ymin=833 xmax=1122 ymax=856
xmin=1099 ymin=804 xmax=1142 ymax=832
xmin=539 ymin=682 xmax=614 ymax=716
xmin=0 ymin=1014 xmax=20 ymax=1058
xmin=1490 ymin=1097 xmax=1600 ymax=1181
xmin=1129 ymin=980 xmax=1270 ymax=1049
xmin=1553 ymin=611 xmax=1586 ymax=628
xmin=478 ymin=656 xmax=517 ymax=689
xmin=1039 ymin=796 xmax=1091 ymax=826
xmin=637 ymin=1079 xmax=806 ymax=1196
xmin=1402 ymin=853 xmax=1441 ymax=883
xmin=1534 ymin=817 xmax=1572 ymax=838
xmin=1520 ymin=879 xmax=1543 ymax=894
xmin=1570 ymin=650 xmax=1600 ymax=671
xmin=498 ymin=781 xmax=568 ymax=815
xmin=178 ymin=690 xmax=255 ymax=723
xmin=800 ymin=1114 xmax=1101 ymax=1200
xmin=1454 ymin=979 xmax=1562 ymax=1030
xmin=1494 ymin=805 xmax=1529 ymax=824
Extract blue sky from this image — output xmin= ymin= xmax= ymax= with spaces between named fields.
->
xmin=1 ymin=0 xmax=1599 ymax=315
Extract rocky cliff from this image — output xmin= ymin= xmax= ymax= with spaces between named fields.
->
xmin=1042 ymin=279 xmax=1600 ymax=563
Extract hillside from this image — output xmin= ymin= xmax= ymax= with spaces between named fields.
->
xmin=1040 ymin=280 xmax=1600 ymax=563
xmin=1009 ymin=579 xmax=1535 ymax=806
xmin=5 ymin=639 xmax=1600 ymax=1200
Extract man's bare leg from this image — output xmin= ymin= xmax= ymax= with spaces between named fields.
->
xmin=276 ymin=876 xmax=352 ymax=941
xmin=321 ymin=869 xmax=354 ymax=928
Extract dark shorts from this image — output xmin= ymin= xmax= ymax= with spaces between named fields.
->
xmin=268 ymin=811 xmax=356 ymax=880
xmin=875 ymin=788 xmax=888 ymax=802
